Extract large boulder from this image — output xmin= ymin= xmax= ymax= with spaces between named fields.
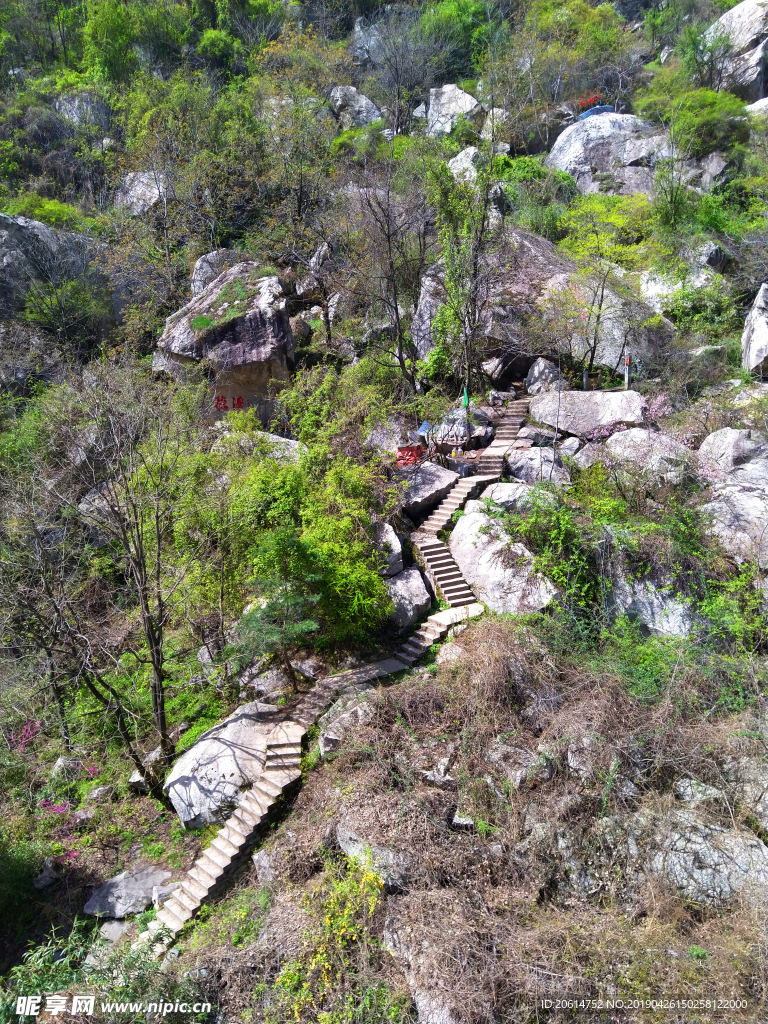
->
xmin=411 ymin=232 xmax=673 ymax=370
xmin=530 ymin=390 xmax=646 ymax=438
xmin=84 ymin=861 xmax=178 ymax=918
xmin=524 ymin=357 xmax=571 ymax=396
xmin=164 ymin=702 xmax=277 ymax=827
xmin=336 ymin=824 xmax=410 ymax=892
xmin=600 ymin=428 xmax=693 ymax=487
xmin=698 ymin=427 xmax=768 ymax=482
xmin=480 ymin=481 xmax=541 ymax=511
xmin=427 ymin=84 xmax=484 ymax=137
xmin=318 ymin=685 xmax=375 ymax=755
xmin=448 ymin=512 xmax=557 ymax=614
xmin=505 ymin=447 xmax=571 ymax=486
xmin=329 ymin=85 xmax=382 ymax=129
xmin=374 ymin=522 xmax=404 ymax=577
xmin=191 ymin=249 xmax=238 ymax=296
xmin=154 ymin=264 xmax=294 ymax=422
xmin=115 ymin=171 xmax=167 ymax=216
xmin=608 ymin=546 xmax=694 ymax=636
xmin=705 ymin=0 xmax=768 ymax=101
xmin=623 ymin=807 xmax=768 ymax=906
xmin=400 ymin=461 xmax=459 ymax=516
xmin=386 ymin=567 xmax=431 ymax=630
xmin=702 ymin=483 xmax=768 ymax=564
xmin=741 ymin=283 xmax=768 ymax=370
xmin=447 ymin=146 xmax=481 ymax=182
xmin=545 ymin=114 xmax=729 ymax=195
xmin=350 ymin=16 xmax=384 ymax=65
xmin=53 ymin=90 xmax=111 ymax=128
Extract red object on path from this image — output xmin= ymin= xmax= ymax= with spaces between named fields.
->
xmin=396 ymin=444 xmax=425 ymax=466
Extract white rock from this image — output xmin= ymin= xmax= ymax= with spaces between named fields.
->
xmin=705 ymin=0 xmax=768 ymax=101
xmin=386 ymin=567 xmax=431 ymax=630
xmin=448 ymin=512 xmax=557 ymax=614
xmin=329 ymin=85 xmax=382 ymax=129
xmin=530 ymin=390 xmax=646 ymax=437
xmin=741 ymin=283 xmax=768 ymax=370
xmin=603 ymin=428 xmax=692 ymax=487
xmin=400 ymin=460 xmax=459 ymax=515
xmin=525 ymin=356 xmax=571 ymax=395
xmin=336 ymin=824 xmax=409 ymax=892
xmin=374 ymin=522 xmax=404 ymax=577
xmin=427 ymin=84 xmax=483 ymax=137
xmin=747 ymin=96 xmax=768 ymax=114
xmin=84 ymin=861 xmax=179 ymax=918
xmin=447 ymin=146 xmax=481 ymax=182
xmin=505 ymin=447 xmax=571 ymax=486
xmin=435 ymin=642 xmax=467 ymax=666
xmin=610 ymin=571 xmax=694 ymax=637
xmin=674 ymin=778 xmax=725 ymax=807
xmin=480 ymin=107 xmax=510 ymax=141
xmin=318 ymin=687 xmax=375 ymax=755
xmin=191 ymin=250 xmax=233 ymax=296
xmin=559 ymin=436 xmax=582 ymax=456
xmin=702 ymin=483 xmax=768 ymax=564
xmin=115 ymin=171 xmax=167 ymax=216
xmin=699 ymin=427 xmax=766 ymax=474
xmin=480 ymin=481 xmax=539 ymax=511
xmin=164 ymin=703 xmax=277 ymax=827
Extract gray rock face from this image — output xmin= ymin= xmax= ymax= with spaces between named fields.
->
xmin=336 ymin=824 xmax=409 ymax=892
xmin=318 ymin=686 xmax=375 ymax=756
xmin=84 ymin=861 xmax=179 ymax=918
xmin=546 ymin=114 xmax=728 ymax=195
xmin=374 ymin=522 xmax=404 ymax=577
xmin=505 ymin=447 xmax=571 ymax=486
xmin=603 ymin=428 xmax=693 ymax=487
xmin=164 ymin=702 xmax=276 ymax=827
xmin=411 ymin=232 xmax=672 ymax=370
xmin=530 ymin=390 xmax=646 ymax=437
xmin=698 ymin=426 xmax=767 ymax=475
xmin=447 ymin=146 xmax=481 ymax=182
xmin=705 ymin=0 xmax=768 ymax=101
xmin=524 ymin=357 xmax=571 ymax=396
xmin=486 ymin=742 xmax=553 ymax=790
xmin=626 ymin=808 xmax=768 ymax=906
xmin=350 ymin=16 xmax=384 ymax=65
xmin=427 ymin=84 xmax=483 ymax=137
xmin=702 ymin=483 xmax=768 ymax=564
xmin=329 ymin=85 xmax=382 ymax=129
xmin=741 ymin=283 xmax=768 ymax=370
xmin=480 ymin=481 xmax=540 ymax=511
xmin=383 ymin=906 xmax=462 ymax=1024
xmin=154 ymin=265 xmax=294 ymax=422
xmin=609 ymin=562 xmax=694 ymax=637
xmin=480 ymin=107 xmax=511 ymax=141
xmin=191 ymin=250 xmax=237 ymax=296
xmin=401 ymin=460 xmax=459 ymax=516
xmin=115 ymin=171 xmax=167 ymax=216
xmin=386 ymin=567 xmax=431 ymax=630
xmin=448 ymin=512 xmax=557 ymax=614
xmin=53 ymin=90 xmax=111 ymax=128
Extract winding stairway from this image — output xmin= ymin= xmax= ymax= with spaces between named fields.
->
xmin=134 ymin=398 xmax=530 ymax=958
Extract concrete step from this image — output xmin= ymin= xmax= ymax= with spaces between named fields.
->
xmin=181 ymin=877 xmax=208 ymax=901
xmin=447 ymin=595 xmax=475 ymax=606
xmin=173 ymin=887 xmax=200 ymax=913
xmin=224 ymin=815 xmax=251 ymax=839
xmin=163 ymin=897 xmax=193 ymax=924
xmin=211 ymin=834 xmax=240 ymax=859
xmin=394 ymin=649 xmax=418 ymax=665
xmin=200 ymin=847 xmax=229 ymax=873
xmin=189 ymin=863 xmax=219 ymax=891
xmin=156 ymin=905 xmax=185 ymax=933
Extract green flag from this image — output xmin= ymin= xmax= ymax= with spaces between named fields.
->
xmin=462 ymin=386 xmax=469 ymax=408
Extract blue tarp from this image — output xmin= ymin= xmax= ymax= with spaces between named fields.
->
xmin=579 ymin=105 xmax=615 ymax=119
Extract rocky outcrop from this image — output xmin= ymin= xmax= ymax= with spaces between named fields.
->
xmin=411 ymin=231 xmax=673 ymax=371
xmin=580 ymin=428 xmax=693 ymax=487
xmin=702 ymin=483 xmax=768 ymax=564
xmin=545 ymin=113 xmax=729 ymax=195
xmin=54 ymin=90 xmax=111 ymax=128
xmin=191 ymin=249 xmax=238 ymax=296
xmin=427 ymin=84 xmax=484 ymax=137
xmin=447 ymin=146 xmax=481 ymax=182
xmin=164 ymin=702 xmax=278 ymax=827
xmin=115 ymin=171 xmax=167 ymax=216
xmin=741 ymin=283 xmax=768 ymax=370
xmin=524 ymin=357 xmax=571 ymax=396
xmin=386 ymin=567 xmax=431 ymax=630
xmin=401 ymin=461 xmax=459 ymax=516
xmin=608 ymin=554 xmax=694 ymax=637
xmin=84 ymin=861 xmax=179 ymax=918
xmin=480 ymin=481 xmax=542 ymax=511
xmin=705 ymin=0 xmax=768 ymax=102
xmin=505 ymin=447 xmax=571 ymax=486
xmin=336 ymin=824 xmax=409 ymax=892
xmin=698 ymin=426 xmax=768 ymax=477
xmin=329 ymin=85 xmax=382 ymax=129
xmin=318 ymin=686 xmax=375 ymax=756
xmin=154 ymin=264 xmax=295 ymax=421
xmin=530 ymin=390 xmax=646 ymax=437
xmin=448 ymin=512 xmax=557 ymax=614
xmin=374 ymin=522 xmax=404 ymax=577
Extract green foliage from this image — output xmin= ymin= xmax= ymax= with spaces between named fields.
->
xmin=636 ymin=83 xmax=748 ymax=158
xmin=197 ymin=28 xmax=239 ymax=68
xmin=4 ymin=917 xmax=97 ymax=997
xmin=2 ymin=192 xmax=98 ymax=231
xmin=666 ymin=281 xmax=742 ymax=336
xmin=558 ymin=192 xmax=654 ymax=270
xmin=420 ymin=0 xmax=490 ymax=73
xmin=493 ymin=155 xmax=578 ymax=239
xmin=82 ymin=0 xmax=136 ymax=82
xmin=597 ymin=616 xmax=687 ymax=700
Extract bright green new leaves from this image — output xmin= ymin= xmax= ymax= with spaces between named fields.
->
xmin=558 ymin=193 xmax=655 ymax=272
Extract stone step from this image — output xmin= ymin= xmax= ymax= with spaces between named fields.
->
xmin=163 ymin=897 xmax=193 ymax=924
xmin=189 ymin=862 xmax=219 ymax=891
xmin=199 ymin=847 xmax=229 ymax=873
xmin=173 ymin=887 xmax=200 ymax=913
xmin=181 ymin=876 xmax=208 ymax=902
xmin=252 ymin=775 xmax=284 ymax=799
xmin=394 ymin=649 xmax=418 ymax=665
xmin=156 ymin=905 xmax=185 ymax=933
xmin=230 ymin=807 xmax=259 ymax=833
xmin=224 ymin=815 xmax=251 ymax=839
xmin=447 ymin=594 xmax=475 ymax=606
xmin=211 ymin=834 xmax=240 ymax=859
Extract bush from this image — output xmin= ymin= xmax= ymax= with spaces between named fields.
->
xmin=636 ymin=83 xmax=748 ymax=158
xmin=2 ymin=192 xmax=97 ymax=231
xmin=197 ymin=29 xmax=239 ymax=69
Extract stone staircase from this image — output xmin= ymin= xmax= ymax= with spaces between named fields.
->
xmin=134 ymin=608 xmax=483 ymax=959
xmin=417 ymin=473 xmax=500 ymax=536
xmin=476 ymin=398 xmax=530 ymax=475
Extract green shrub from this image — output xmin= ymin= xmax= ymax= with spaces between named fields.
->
xmin=636 ymin=84 xmax=748 ymax=157
xmin=2 ymin=192 xmax=97 ymax=231
xmin=666 ymin=281 xmax=742 ymax=337
xmin=197 ymin=28 xmax=239 ymax=68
